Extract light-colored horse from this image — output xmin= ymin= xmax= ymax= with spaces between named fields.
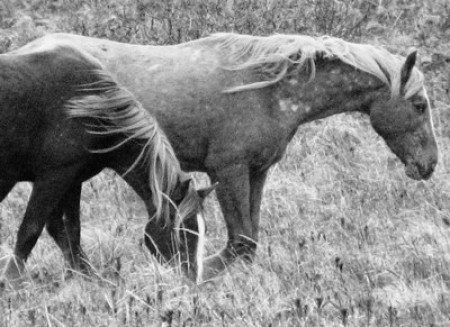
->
xmin=14 ymin=33 xmax=438 ymax=280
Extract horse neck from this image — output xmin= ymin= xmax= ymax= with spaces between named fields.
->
xmin=114 ymin=161 xmax=155 ymax=214
xmin=277 ymin=59 xmax=389 ymax=125
xmin=107 ymin=143 xmax=163 ymax=216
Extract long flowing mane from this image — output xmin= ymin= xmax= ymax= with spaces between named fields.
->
xmin=65 ymin=70 xmax=180 ymax=222
xmin=208 ymin=33 xmax=424 ymax=98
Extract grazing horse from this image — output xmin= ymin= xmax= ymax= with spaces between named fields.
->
xmin=0 ymin=43 xmax=215 ymax=287
xmin=13 ymin=33 xmax=438 ymax=280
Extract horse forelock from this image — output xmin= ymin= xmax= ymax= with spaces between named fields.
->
xmin=171 ymin=180 xmax=203 ymax=248
xmin=177 ymin=180 xmax=203 ymax=226
xmin=209 ymin=33 xmax=425 ymax=99
xmin=65 ymin=69 xmax=181 ymax=223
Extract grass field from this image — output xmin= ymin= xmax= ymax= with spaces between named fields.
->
xmin=1 ymin=0 xmax=450 ymax=326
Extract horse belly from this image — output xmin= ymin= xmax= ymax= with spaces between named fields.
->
xmin=0 ymin=154 xmax=33 ymax=180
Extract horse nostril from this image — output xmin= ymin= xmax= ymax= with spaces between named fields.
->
xmin=420 ymin=164 xmax=434 ymax=180
xmin=427 ymin=158 xmax=438 ymax=175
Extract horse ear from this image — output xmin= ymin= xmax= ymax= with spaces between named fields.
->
xmin=197 ymin=182 xmax=218 ymax=200
xmin=400 ymin=51 xmax=417 ymax=95
xmin=172 ymin=177 xmax=192 ymax=203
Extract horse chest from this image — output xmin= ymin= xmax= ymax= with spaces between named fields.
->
xmin=252 ymin=141 xmax=287 ymax=170
xmin=249 ymin=122 xmax=291 ymax=168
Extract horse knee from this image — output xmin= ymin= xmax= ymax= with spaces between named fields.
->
xmin=17 ymin=220 xmax=43 ymax=243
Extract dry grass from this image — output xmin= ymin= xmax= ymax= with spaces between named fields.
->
xmin=1 ymin=112 xmax=450 ymax=326
xmin=1 ymin=1 xmax=450 ymax=326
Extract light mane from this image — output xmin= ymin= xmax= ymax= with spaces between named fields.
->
xmin=65 ymin=70 xmax=181 ymax=223
xmin=209 ymin=33 xmax=424 ymax=98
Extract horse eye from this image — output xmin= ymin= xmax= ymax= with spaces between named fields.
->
xmin=414 ymin=103 xmax=427 ymax=114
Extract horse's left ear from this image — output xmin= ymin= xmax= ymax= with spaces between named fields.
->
xmin=400 ymin=51 xmax=417 ymax=95
xmin=197 ymin=182 xmax=218 ymax=200
xmin=172 ymin=177 xmax=192 ymax=203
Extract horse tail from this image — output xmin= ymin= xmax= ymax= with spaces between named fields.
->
xmin=65 ymin=69 xmax=180 ymax=223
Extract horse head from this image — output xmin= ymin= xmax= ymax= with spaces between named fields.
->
xmin=369 ymin=51 xmax=438 ymax=180
xmin=144 ymin=176 xmax=217 ymax=283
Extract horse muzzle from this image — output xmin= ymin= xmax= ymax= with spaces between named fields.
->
xmin=405 ymin=158 xmax=437 ymax=180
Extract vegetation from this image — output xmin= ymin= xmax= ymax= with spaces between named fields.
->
xmin=0 ymin=0 xmax=450 ymax=325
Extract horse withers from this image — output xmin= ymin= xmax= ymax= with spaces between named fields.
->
xmin=14 ymin=33 xmax=438 ymax=280
xmin=0 ymin=43 xmax=214 ymax=288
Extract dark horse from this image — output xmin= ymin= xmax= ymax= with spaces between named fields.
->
xmin=12 ymin=33 xmax=438 ymax=280
xmin=0 ymin=43 xmax=215 ymax=287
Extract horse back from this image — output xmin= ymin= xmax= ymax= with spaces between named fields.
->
xmin=0 ymin=45 xmax=104 ymax=179
xmin=16 ymin=34 xmax=292 ymax=172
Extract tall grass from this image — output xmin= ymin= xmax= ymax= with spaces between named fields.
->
xmin=1 ymin=0 xmax=450 ymax=325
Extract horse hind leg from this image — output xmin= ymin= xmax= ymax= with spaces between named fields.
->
xmin=0 ymin=166 xmax=82 ymax=289
xmin=45 ymin=182 xmax=90 ymax=274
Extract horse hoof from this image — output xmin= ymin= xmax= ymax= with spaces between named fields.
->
xmin=0 ymin=273 xmax=29 ymax=293
xmin=0 ymin=255 xmax=28 ymax=292
xmin=200 ymin=256 xmax=228 ymax=282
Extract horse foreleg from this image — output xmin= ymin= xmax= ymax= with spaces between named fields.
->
xmin=203 ymin=164 xmax=255 ymax=280
xmin=249 ymin=169 xmax=268 ymax=245
xmin=1 ymin=166 xmax=80 ymax=287
xmin=45 ymin=183 xmax=90 ymax=274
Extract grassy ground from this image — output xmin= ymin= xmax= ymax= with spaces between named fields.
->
xmin=1 ymin=0 xmax=450 ymax=326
